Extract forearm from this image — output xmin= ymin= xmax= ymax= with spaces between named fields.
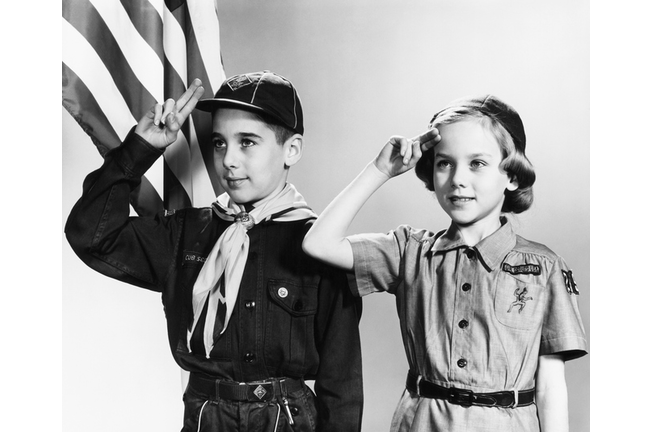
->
xmin=65 ymin=131 xmax=168 ymax=290
xmin=536 ymin=354 xmax=569 ymax=432
xmin=303 ymin=161 xmax=390 ymax=269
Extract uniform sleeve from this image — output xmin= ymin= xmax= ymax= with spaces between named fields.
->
xmin=313 ymin=264 xmax=364 ymax=432
xmin=346 ymin=225 xmax=412 ymax=296
xmin=540 ymin=256 xmax=588 ymax=360
xmin=65 ymin=130 xmax=183 ymax=292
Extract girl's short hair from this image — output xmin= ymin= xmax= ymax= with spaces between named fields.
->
xmin=415 ymin=96 xmax=536 ymax=214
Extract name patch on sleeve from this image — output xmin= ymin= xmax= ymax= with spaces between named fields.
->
xmin=502 ymin=263 xmax=541 ymax=275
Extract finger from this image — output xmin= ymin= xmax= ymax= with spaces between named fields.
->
xmin=153 ymin=103 xmax=163 ymax=126
xmin=412 ymin=128 xmax=441 ymax=152
xmin=176 ymin=83 xmax=205 ymax=123
xmin=402 ymin=138 xmax=414 ymax=165
xmin=160 ymin=98 xmax=177 ymax=125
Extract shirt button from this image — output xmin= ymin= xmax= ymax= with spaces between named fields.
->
xmin=243 ymin=352 xmax=256 ymax=363
xmin=457 ymin=358 xmax=467 ymax=368
xmin=278 ymin=287 xmax=289 ymax=298
xmin=462 ymin=283 xmax=471 ymax=292
xmin=290 ymin=407 xmax=299 ymax=416
xmin=458 ymin=319 xmax=469 ymax=329
xmin=245 ymin=301 xmax=256 ymax=309
xmin=464 ymin=248 xmax=476 ymax=260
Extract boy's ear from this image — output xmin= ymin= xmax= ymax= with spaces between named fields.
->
xmin=283 ymin=134 xmax=303 ymax=167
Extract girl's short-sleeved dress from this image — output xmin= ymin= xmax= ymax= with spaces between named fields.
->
xmin=347 ymin=218 xmax=587 ymax=432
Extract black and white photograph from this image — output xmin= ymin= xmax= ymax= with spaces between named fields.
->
xmin=59 ymin=1 xmax=595 ymax=431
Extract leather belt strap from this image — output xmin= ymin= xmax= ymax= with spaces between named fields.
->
xmin=189 ymin=373 xmax=304 ymax=403
xmin=406 ymin=371 xmax=535 ymax=408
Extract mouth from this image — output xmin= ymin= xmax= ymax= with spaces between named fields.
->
xmin=448 ymin=196 xmax=474 ymax=205
xmin=224 ymin=176 xmax=248 ymax=188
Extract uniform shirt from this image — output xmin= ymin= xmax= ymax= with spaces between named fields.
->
xmin=65 ymin=131 xmax=364 ymax=432
xmin=348 ymin=220 xmax=587 ymax=432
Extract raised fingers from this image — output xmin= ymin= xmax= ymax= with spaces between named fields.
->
xmin=176 ymin=79 xmax=205 ymax=122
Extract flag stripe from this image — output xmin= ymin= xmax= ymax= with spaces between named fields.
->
xmin=63 ymin=1 xmax=156 ymax=123
xmin=62 ymin=63 xmax=120 ymax=154
xmin=120 ymin=0 xmax=165 ymax=64
xmin=62 ymin=17 xmax=137 ymax=140
xmin=88 ymin=0 xmax=165 ymax=102
xmin=187 ymin=0 xmax=224 ymax=93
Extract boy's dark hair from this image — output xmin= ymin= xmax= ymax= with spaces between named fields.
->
xmin=252 ymin=111 xmax=296 ymax=145
xmin=415 ymin=106 xmax=536 ymax=214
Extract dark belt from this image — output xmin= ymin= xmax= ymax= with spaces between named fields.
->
xmin=406 ymin=371 xmax=535 ymax=408
xmin=188 ymin=373 xmax=304 ymax=403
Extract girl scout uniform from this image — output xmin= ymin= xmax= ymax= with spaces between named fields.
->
xmin=347 ymin=217 xmax=587 ymax=432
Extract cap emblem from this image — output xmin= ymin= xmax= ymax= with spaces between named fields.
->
xmin=226 ymin=74 xmax=253 ymax=91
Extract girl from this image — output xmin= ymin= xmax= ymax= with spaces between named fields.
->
xmin=302 ymin=95 xmax=587 ymax=432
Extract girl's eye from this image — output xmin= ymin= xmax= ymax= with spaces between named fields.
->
xmin=470 ymin=160 xmax=487 ymax=169
xmin=435 ymin=160 xmax=452 ymax=169
xmin=213 ymin=139 xmax=226 ymax=149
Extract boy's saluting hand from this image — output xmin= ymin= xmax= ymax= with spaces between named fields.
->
xmin=374 ymin=128 xmax=440 ymax=178
xmin=135 ymin=78 xmax=205 ymax=149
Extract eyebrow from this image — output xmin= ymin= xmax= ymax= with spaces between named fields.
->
xmin=434 ymin=151 xmax=493 ymax=159
xmin=211 ymin=132 xmax=264 ymax=140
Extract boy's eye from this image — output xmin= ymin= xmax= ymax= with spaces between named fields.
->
xmin=241 ymin=139 xmax=256 ymax=148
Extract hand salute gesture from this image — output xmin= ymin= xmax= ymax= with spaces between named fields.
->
xmin=374 ymin=128 xmax=440 ymax=178
xmin=135 ymin=79 xmax=205 ymax=149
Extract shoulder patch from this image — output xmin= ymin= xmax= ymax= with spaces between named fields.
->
xmin=502 ymin=263 xmax=541 ymax=275
xmin=562 ymin=269 xmax=580 ymax=295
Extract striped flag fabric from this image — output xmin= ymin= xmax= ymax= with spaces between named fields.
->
xmin=62 ymin=0 xmax=225 ymax=215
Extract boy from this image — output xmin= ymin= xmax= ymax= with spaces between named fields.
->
xmin=65 ymin=71 xmax=364 ymax=432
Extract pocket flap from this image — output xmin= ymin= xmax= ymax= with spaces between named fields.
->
xmin=268 ymin=279 xmax=318 ymax=316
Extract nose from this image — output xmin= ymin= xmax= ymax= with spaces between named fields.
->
xmin=221 ymin=143 xmax=238 ymax=169
xmin=450 ymin=165 xmax=469 ymax=188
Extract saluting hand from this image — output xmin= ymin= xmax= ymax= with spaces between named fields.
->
xmin=135 ymin=78 xmax=205 ymax=149
xmin=374 ymin=128 xmax=440 ymax=178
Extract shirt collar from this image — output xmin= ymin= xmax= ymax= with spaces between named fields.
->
xmin=432 ymin=217 xmax=517 ymax=271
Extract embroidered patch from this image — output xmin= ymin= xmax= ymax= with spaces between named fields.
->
xmin=502 ymin=263 xmax=541 ymax=275
xmin=562 ymin=270 xmax=580 ymax=295
xmin=183 ymin=252 xmax=207 ymax=264
xmin=164 ymin=209 xmax=176 ymax=217
xmin=226 ymin=74 xmax=253 ymax=91
xmin=253 ymin=385 xmax=267 ymax=400
xmin=507 ymin=287 xmax=533 ymax=313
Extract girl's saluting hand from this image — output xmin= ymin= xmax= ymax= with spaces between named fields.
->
xmin=374 ymin=128 xmax=440 ymax=178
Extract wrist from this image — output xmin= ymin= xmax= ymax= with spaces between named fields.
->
xmin=369 ymin=160 xmax=392 ymax=181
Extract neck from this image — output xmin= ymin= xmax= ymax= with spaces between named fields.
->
xmin=454 ymin=217 xmax=504 ymax=246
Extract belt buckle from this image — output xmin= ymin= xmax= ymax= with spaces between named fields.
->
xmin=448 ymin=388 xmax=475 ymax=407
xmin=247 ymin=382 xmax=274 ymax=402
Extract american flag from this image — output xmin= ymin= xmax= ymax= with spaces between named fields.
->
xmin=62 ymin=0 xmax=224 ymax=215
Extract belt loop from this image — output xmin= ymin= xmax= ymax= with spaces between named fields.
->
xmin=416 ymin=375 xmax=423 ymax=397
xmin=511 ymin=389 xmax=518 ymax=408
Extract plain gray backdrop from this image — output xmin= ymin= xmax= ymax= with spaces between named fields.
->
xmin=62 ymin=1 xmax=590 ymax=431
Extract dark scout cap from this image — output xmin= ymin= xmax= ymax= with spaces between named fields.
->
xmin=430 ymin=95 xmax=526 ymax=151
xmin=196 ymin=70 xmax=304 ymax=134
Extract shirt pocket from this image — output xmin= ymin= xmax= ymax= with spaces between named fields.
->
xmin=265 ymin=279 xmax=318 ymax=373
xmin=494 ymin=273 xmax=546 ymax=331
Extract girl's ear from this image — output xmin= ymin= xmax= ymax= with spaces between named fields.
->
xmin=284 ymin=134 xmax=303 ymax=168
xmin=506 ymin=175 xmax=519 ymax=192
